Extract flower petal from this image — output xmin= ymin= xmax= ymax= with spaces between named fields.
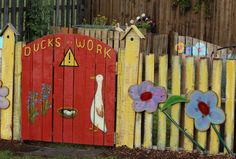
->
xmin=140 ymin=81 xmax=153 ymax=93
xmin=188 ymin=91 xmax=203 ymax=108
xmin=151 ymin=87 xmax=167 ymax=103
xmin=186 ymin=104 xmax=202 ymax=119
xmin=132 ymin=101 xmax=145 ymax=112
xmin=195 ymin=116 xmax=210 ymax=131
xmin=145 ymin=99 xmax=158 ymax=113
xmin=202 ymin=91 xmax=218 ymax=109
xmin=128 ymin=85 xmax=140 ymax=100
xmin=208 ymin=108 xmax=225 ymax=124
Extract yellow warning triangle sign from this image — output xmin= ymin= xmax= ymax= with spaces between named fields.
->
xmin=60 ymin=48 xmax=79 ymax=67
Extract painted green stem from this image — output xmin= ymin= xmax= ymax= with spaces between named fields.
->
xmin=160 ymin=108 xmax=206 ymax=152
xmin=211 ymin=124 xmax=235 ymax=156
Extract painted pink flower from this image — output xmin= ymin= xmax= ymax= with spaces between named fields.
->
xmin=128 ymin=81 xmax=167 ymax=113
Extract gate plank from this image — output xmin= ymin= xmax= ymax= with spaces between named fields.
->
xmin=73 ymin=34 xmax=87 ymax=144
xmin=21 ymin=43 xmax=33 ymax=140
xmin=42 ymin=35 xmax=54 ymax=141
xmin=83 ymin=36 xmax=96 ymax=145
xmin=31 ymin=38 xmax=44 ymax=141
xmin=53 ymin=34 xmax=65 ymax=142
xmin=104 ymin=43 xmax=116 ymax=146
xmin=93 ymin=38 xmax=106 ymax=146
xmin=62 ymin=34 xmax=75 ymax=143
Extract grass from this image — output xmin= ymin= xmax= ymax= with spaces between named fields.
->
xmin=0 ymin=150 xmax=118 ymax=159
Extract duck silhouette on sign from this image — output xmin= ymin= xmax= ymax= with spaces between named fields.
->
xmin=89 ymin=74 xmax=107 ymax=133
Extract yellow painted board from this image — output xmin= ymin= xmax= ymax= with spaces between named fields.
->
xmin=84 ymin=29 xmax=90 ymax=36
xmin=116 ymin=30 xmax=141 ymax=148
xmin=209 ymin=59 xmax=222 ymax=154
xmin=225 ymin=60 xmax=236 ymax=152
xmin=116 ymin=49 xmax=125 ymax=146
xmin=1 ymin=28 xmax=16 ymax=140
xmin=183 ymin=57 xmax=195 ymax=151
xmin=157 ymin=54 xmax=168 ymax=150
xmin=114 ymin=31 xmax=120 ymax=52
xmin=170 ymin=55 xmax=181 ymax=151
xmin=13 ymin=42 xmax=25 ymax=140
xmin=143 ymin=54 xmax=154 ymax=148
xmin=135 ymin=53 xmax=143 ymax=148
xmin=196 ymin=58 xmax=208 ymax=149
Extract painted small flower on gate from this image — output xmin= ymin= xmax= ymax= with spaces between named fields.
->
xmin=128 ymin=81 xmax=167 ymax=113
xmin=193 ymin=42 xmax=207 ymax=56
xmin=175 ymin=42 xmax=185 ymax=54
xmin=186 ymin=90 xmax=225 ymax=131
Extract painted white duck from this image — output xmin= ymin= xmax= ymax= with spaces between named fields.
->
xmin=90 ymin=74 xmax=107 ymax=133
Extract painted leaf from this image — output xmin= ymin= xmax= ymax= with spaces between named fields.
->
xmin=161 ymin=95 xmax=188 ymax=111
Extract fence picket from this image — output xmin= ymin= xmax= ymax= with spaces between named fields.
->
xmin=183 ymin=57 xmax=195 ymax=151
xmin=196 ymin=58 xmax=209 ymax=149
xmin=116 ymin=49 xmax=125 ymax=147
xmin=143 ymin=54 xmax=154 ymax=148
xmin=209 ymin=59 xmax=222 ymax=154
xmin=157 ymin=54 xmax=168 ymax=150
xmin=225 ymin=60 xmax=236 ymax=152
xmin=170 ymin=55 xmax=181 ymax=151
xmin=13 ymin=42 xmax=24 ymax=140
xmin=134 ymin=53 xmax=143 ymax=148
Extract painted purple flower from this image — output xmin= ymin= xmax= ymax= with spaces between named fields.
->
xmin=186 ymin=91 xmax=225 ymax=131
xmin=128 ymin=81 xmax=167 ymax=113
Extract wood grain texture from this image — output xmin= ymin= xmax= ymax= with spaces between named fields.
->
xmin=209 ymin=59 xmax=222 ymax=154
xmin=1 ymin=27 xmax=15 ymax=140
xmin=170 ymin=55 xmax=181 ymax=151
xmin=13 ymin=42 xmax=25 ymax=140
xmin=225 ymin=60 xmax=236 ymax=152
xmin=134 ymin=53 xmax=143 ymax=148
xmin=157 ymin=54 xmax=168 ymax=150
xmin=143 ymin=54 xmax=154 ymax=148
xmin=183 ymin=57 xmax=195 ymax=151
xmin=196 ymin=58 xmax=208 ymax=149
xmin=116 ymin=29 xmax=141 ymax=148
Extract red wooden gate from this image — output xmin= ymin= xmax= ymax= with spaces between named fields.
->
xmin=21 ymin=34 xmax=116 ymax=146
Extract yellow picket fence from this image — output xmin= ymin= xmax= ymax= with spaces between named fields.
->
xmin=116 ymin=51 xmax=236 ymax=154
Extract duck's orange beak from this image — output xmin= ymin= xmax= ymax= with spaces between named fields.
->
xmin=90 ymin=76 xmax=95 ymax=80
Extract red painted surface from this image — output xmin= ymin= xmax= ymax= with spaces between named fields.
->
xmin=21 ymin=34 xmax=116 ymax=146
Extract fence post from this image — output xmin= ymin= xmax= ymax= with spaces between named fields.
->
xmin=116 ymin=25 xmax=145 ymax=148
xmin=0 ymin=23 xmax=19 ymax=140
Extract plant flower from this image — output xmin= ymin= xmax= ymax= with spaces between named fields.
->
xmin=128 ymin=81 xmax=167 ymax=113
xmin=186 ymin=91 xmax=225 ymax=131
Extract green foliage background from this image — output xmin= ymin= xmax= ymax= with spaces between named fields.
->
xmin=25 ymin=0 xmax=51 ymax=42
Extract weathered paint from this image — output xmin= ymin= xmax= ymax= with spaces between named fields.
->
xmin=196 ymin=58 xmax=208 ymax=149
xmin=143 ymin=54 xmax=154 ymax=148
xmin=209 ymin=59 xmax=222 ymax=154
xmin=183 ymin=57 xmax=195 ymax=151
xmin=170 ymin=55 xmax=181 ymax=151
xmin=116 ymin=26 xmax=144 ymax=148
xmin=1 ymin=26 xmax=16 ymax=140
xmin=225 ymin=60 xmax=236 ymax=152
xmin=13 ymin=42 xmax=25 ymax=140
xmin=134 ymin=53 xmax=143 ymax=148
xmin=157 ymin=54 xmax=168 ymax=150
xmin=116 ymin=49 xmax=125 ymax=146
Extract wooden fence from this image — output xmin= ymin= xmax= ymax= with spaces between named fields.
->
xmin=1 ymin=24 xmax=236 ymax=155
xmin=90 ymin=0 xmax=236 ymax=47
xmin=0 ymin=0 xmax=88 ymax=39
